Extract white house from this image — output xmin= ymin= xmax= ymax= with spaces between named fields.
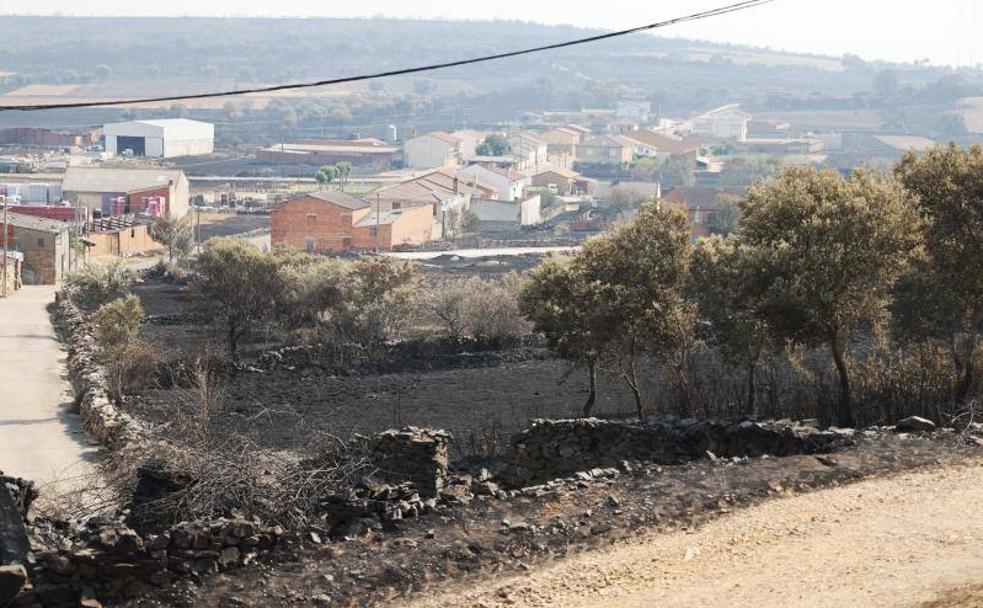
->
xmin=403 ymin=132 xmax=463 ymax=168
xmin=451 ymin=129 xmax=485 ymax=162
xmin=470 ymin=195 xmax=542 ymax=232
xmin=507 ymin=132 xmax=548 ymax=172
xmin=689 ymin=105 xmax=751 ymax=142
xmin=103 ymin=118 xmax=214 ymax=158
xmin=616 ymin=100 xmax=652 ymax=124
xmin=459 ymin=164 xmax=528 ymax=201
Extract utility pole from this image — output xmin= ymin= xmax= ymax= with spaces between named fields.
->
xmin=2 ymin=200 xmax=8 ymax=298
xmin=375 ymin=193 xmax=380 ymax=253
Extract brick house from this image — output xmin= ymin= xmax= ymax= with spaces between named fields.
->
xmin=271 ymin=190 xmax=432 ymax=252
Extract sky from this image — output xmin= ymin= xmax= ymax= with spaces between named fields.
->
xmin=6 ymin=0 xmax=983 ymax=68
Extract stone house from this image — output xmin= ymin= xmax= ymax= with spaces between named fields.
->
xmin=1 ymin=212 xmax=74 ymax=284
xmin=575 ymin=135 xmax=635 ymax=166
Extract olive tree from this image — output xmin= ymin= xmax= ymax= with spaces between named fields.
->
xmin=150 ymin=214 xmax=194 ymax=264
xmin=189 ymin=238 xmax=282 ymax=360
xmin=576 ymin=204 xmax=695 ymax=420
xmin=520 ymin=256 xmax=609 ymax=416
xmin=894 ymin=143 xmax=983 ymax=407
xmin=738 ymin=167 xmax=917 ymax=427
xmin=690 ymin=236 xmax=773 ymax=414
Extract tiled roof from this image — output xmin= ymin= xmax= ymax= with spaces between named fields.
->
xmin=62 ymin=167 xmax=185 ymax=194
xmin=2 ymin=210 xmax=68 ymax=234
xmin=281 ymin=190 xmax=370 ymax=210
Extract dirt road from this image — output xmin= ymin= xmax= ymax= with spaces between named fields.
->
xmin=408 ymin=461 xmax=983 ymax=608
xmin=0 ymin=286 xmax=99 ymax=501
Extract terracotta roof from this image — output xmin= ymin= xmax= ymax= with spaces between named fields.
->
xmin=2 ymin=210 xmax=68 ymax=234
xmin=283 ymin=190 xmax=370 ymax=211
xmin=533 ymin=167 xmax=581 ymax=179
xmin=427 ymin=131 xmax=463 ymax=145
xmin=622 ymin=129 xmax=700 ymax=155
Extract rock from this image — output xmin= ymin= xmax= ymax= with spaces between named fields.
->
xmin=894 ymin=416 xmax=936 ymax=433
xmin=0 ymin=564 xmax=28 ymax=607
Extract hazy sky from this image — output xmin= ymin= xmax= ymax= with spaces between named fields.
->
xmin=7 ymin=0 xmax=983 ymax=67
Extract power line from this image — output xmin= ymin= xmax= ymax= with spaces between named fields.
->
xmin=0 ymin=0 xmax=776 ymax=112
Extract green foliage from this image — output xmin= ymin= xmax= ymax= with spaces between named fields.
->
xmin=476 ymin=133 xmax=510 ymax=157
xmin=460 ymin=209 xmax=481 ymax=234
xmin=707 ymin=193 xmax=742 ymax=236
xmin=150 ymin=214 xmax=194 ymax=264
xmin=522 ymin=204 xmax=695 ymax=419
xmin=189 ymin=239 xmax=282 ymax=360
xmin=94 ymin=294 xmax=145 ymax=353
xmin=520 ymin=256 xmax=608 ymax=415
xmin=65 ymin=262 xmax=138 ymax=310
xmin=737 ymin=166 xmax=918 ymax=426
xmin=690 ymin=236 xmax=773 ymax=413
xmin=315 ymin=165 xmax=340 ymax=186
xmin=894 ymin=143 xmax=983 ymax=404
xmin=93 ymin=294 xmax=147 ymax=401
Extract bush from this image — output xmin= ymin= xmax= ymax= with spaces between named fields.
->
xmin=93 ymin=294 xmax=149 ymax=400
xmin=65 ymin=262 xmax=137 ymax=310
xmin=419 ymin=273 xmax=529 ymax=346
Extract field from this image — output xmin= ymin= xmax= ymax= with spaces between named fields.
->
xmin=128 ymin=272 xmax=646 ymax=463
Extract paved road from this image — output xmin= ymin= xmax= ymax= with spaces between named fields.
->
xmin=410 ymin=461 xmax=983 ymax=608
xmin=0 ymin=286 xmax=100 ymax=504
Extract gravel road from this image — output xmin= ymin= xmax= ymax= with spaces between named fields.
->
xmin=408 ymin=461 xmax=983 ymax=608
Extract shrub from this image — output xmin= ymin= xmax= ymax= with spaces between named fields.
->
xmin=65 ymin=262 xmax=137 ymax=310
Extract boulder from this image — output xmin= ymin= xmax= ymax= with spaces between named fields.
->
xmin=0 ymin=564 xmax=28 ymax=608
xmin=894 ymin=416 xmax=936 ymax=433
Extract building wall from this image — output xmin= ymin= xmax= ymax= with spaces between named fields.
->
xmin=1 ymin=255 xmax=22 ymax=296
xmin=351 ymin=205 xmax=432 ymax=250
xmin=270 ymin=196 xmax=359 ymax=253
xmin=3 ymin=225 xmax=69 ymax=285
xmin=88 ymin=224 xmax=156 ymax=258
xmin=404 ymin=136 xmax=456 ymax=168
xmin=163 ymin=138 xmax=215 ymax=158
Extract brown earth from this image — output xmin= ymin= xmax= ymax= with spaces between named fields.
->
xmin=124 ymin=434 xmax=982 ymax=608
xmin=405 ymin=459 xmax=983 ymax=608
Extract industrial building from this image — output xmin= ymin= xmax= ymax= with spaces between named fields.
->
xmin=62 ymin=167 xmax=190 ymax=220
xmin=102 ymin=118 xmax=214 ymax=158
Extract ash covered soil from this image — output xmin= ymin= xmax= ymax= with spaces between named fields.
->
xmin=124 ymin=432 xmax=983 ymax=608
xmin=127 ymin=267 xmax=651 ymax=460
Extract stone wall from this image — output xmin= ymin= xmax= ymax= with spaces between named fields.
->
xmin=54 ymin=293 xmax=148 ymax=450
xmin=501 ymin=418 xmax=851 ymax=487
xmin=24 ymin=519 xmax=290 ymax=608
xmin=371 ymin=428 xmax=451 ymax=498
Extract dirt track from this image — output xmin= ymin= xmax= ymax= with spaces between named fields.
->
xmin=407 ymin=461 xmax=983 ymax=608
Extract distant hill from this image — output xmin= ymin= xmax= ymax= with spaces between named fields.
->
xmin=0 ymin=16 xmax=980 ymax=142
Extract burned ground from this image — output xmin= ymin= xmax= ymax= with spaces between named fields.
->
xmin=124 ymin=432 xmax=983 ymax=608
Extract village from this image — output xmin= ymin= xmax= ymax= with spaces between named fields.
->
xmin=1 ymin=5 xmax=983 ymax=608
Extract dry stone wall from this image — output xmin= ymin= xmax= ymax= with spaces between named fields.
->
xmin=501 ymin=417 xmax=852 ymax=487
xmin=53 ymin=293 xmax=148 ymax=450
xmin=372 ymin=428 xmax=451 ymax=498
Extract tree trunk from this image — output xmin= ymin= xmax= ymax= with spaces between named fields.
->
xmin=829 ymin=335 xmax=855 ymax=428
xmin=955 ymin=358 xmax=975 ymax=407
xmin=621 ymin=356 xmax=645 ymax=421
xmin=583 ymin=361 xmax=598 ymax=417
xmin=228 ymin=322 xmax=239 ymax=362
xmin=746 ymin=361 xmax=756 ymax=416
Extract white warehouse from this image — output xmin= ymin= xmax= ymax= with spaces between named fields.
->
xmin=103 ymin=118 xmax=214 ymax=158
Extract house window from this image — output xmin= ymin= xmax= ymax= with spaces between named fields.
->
xmin=37 ymin=238 xmax=45 ymax=248
xmin=368 ymin=226 xmax=378 ymax=236
xmin=340 ymin=213 xmax=352 ymax=223
xmin=306 ymin=213 xmax=317 ymax=223
xmin=391 ymin=202 xmax=402 ymax=210
xmin=305 ymin=238 xmax=316 ymax=252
